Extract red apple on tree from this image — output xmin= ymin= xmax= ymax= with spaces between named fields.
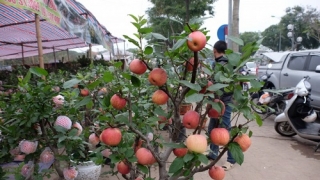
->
xmin=182 ymin=110 xmax=200 ymax=129
xmin=80 ymin=88 xmax=90 ymax=97
xmin=186 ymin=31 xmax=207 ymax=52
xmin=152 ymin=90 xmax=169 ymax=105
xmin=234 ymin=133 xmax=251 ymax=152
xmin=210 ymin=128 xmax=230 ymax=146
xmin=208 ymin=166 xmax=225 ymax=180
xmin=110 ymin=94 xmax=127 ymax=110
xmin=207 ymin=99 xmax=225 ymax=118
xmin=117 ymin=161 xmax=130 ymax=175
xmin=129 ymin=59 xmax=147 ymax=75
xmin=199 ymin=81 xmax=213 ymax=94
xmin=100 ymin=128 xmax=122 ymax=146
xmin=148 ymin=68 xmax=167 ymax=86
xmin=186 ymin=134 xmax=207 ymax=153
xmin=173 ymin=148 xmax=188 ymax=157
xmin=135 ymin=147 xmax=156 ymax=165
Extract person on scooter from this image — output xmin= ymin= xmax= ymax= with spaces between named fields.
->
xmin=207 ymin=40 xmax=236 ymax=171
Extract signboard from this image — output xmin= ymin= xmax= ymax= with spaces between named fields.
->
xmin=0 ymin=0 xmax=61 ymax=26
xmin=217 ymin=24 xmax=228 ymax=41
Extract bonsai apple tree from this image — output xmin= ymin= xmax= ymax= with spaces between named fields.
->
xmin=0 ymin=14 xmax=264 ymax=180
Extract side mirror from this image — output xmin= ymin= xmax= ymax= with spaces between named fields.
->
xmin=316 ymin=65 xmax=320 ymax=73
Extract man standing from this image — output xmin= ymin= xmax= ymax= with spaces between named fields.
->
xmin=207 ymin=40 xmax=235 ymax=171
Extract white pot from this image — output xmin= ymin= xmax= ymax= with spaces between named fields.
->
xmin=75 ymin=161 xmax=101 ymax=180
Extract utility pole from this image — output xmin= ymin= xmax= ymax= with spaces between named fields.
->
xmin=227 ymin=0 xmax=233 ymax=50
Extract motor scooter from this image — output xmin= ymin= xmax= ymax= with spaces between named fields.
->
xmin=274 ymin=76 xmax=320 ymax=152
xmin=250 ymin=68 xmax=294 ymax=119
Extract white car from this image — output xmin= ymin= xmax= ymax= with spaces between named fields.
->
xmin=244 ymin=62 xmax=257 ymax=75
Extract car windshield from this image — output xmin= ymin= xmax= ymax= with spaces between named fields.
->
xmin=246 ymin=62 xmax=256 ymax=68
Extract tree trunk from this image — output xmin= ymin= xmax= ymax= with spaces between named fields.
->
xmin=232 ymin=0 xmax=240 ymax=52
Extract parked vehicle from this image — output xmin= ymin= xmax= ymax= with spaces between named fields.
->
xmin=274 ymin=76 xmax=320 ymax=152
xmin=244 ymin=62 xmax=257 ymax=76
xmin=239 ymin=67 xmax=251 ymax=91
xmin=251 ymin=64 xmax=295 ymax=119
xmin=257 ymin=50 xmax=320 ymax=110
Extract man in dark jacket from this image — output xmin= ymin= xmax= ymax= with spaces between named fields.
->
xmin=207 ymin=40 xmax=235 ymax=171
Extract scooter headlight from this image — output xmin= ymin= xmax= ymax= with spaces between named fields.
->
xmin=304 ymin=81 xmax=311 ymax=90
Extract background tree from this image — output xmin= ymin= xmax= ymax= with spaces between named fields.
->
xmin=303 ymin=6 xmax=320 ymax=43
xmin=262 ymin=5 xmax=319 ymax=51
xmin=147 ymin=0 xmax=216 ymax=51
xmin=239 ymin=32 xmax=260 ymax=52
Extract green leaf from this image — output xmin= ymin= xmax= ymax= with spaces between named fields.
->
xmin=75 ymin=96 xmax=92 ymax=109
xmin=237 ymin=75 xmax=257 ymax=82
xmin=250 ymin=79 xmax=263 ymax=90
xmin=22 ymin=71 xmax=31 ymax=84
xmin=151 ymin=32 xmax=167 ymax=40
xmin=207 ymin=83 xmax=229 ymax=92
xmin=202 ymin=67 xmax=213 ymax=76
xmin=154 ymin=107 xmax=167 ymax=116
xmin=249 ymin=130 xmax=253 ymax=137
xmin=172 ymin=38 xmax=187 ymax=51
xmin=87 ymin=78 xmax=101 ymax=90
xmin=137 ymin=164 xmax=148 ymax=174
xmin=128 ymin=14 xmax=138 ymax=22
xmin=125 ymin=149 xmax=135 ymax=157
xmin=131 ymin=76 xmax=141 ymax=87
xmin=169 ymin=157 xmax=184 ymax=174
xmin=29 ymin=67 xmax=48 ymax=77
xmin=179 ymin=80 xmax=201 ymax=91
xmin=228 ymin=142 xmax=244 ymax=165
xmin=58 ymin=136 xmax=66 ymax=143
xmin=114 ymin=61 xmax=123 ymax=68
xmin=162 ymin=143 xmax=186 ymax=148
xmin=103 ymin=71 xmax=114 ymax=83
xmin=186 ymin=93 xmax=204 ymax=103
xmin=123 ymin=35 xmax=140 ymax=47
xmin=183 ymin=153 xmax=194 ymax=162
xmin=228 ymin=36 xmax=244 ymax=46
xmin=122 ymin=73 xmax=131 ymax=80
xmin=254 ymin=113 xmax=263 ymax=126
xmin=139 ymin=27 xmax=153 ymax=34
xmin=227 ymin=53 xmax=241 ymax=66
xmin=144 ymin=46 xmax=154 ymax=55
xmin=63 ymin=78 xmax=81 ymax=89
xmin=197 ymin=154 xmax=209 ymax=165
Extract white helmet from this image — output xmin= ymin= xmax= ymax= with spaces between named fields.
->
xmin=302 ymin=110 xmax=317 ymax=123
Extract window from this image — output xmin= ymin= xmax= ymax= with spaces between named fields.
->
xmin=307 ymin=55 xmax=320 ymax=71
xmin=287 ymin=55 xmax=308 ymax=70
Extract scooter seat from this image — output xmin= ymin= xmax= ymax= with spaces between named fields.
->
xmin=264 ymin=88 xmax=295 ymax=94
xmin=298 ymin=122 xmax=320 ymax=136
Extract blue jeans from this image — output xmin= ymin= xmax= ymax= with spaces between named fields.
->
xmin=207 ymin=105 xmax=235 ymax=164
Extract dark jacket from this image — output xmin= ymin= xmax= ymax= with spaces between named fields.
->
xmin=212 ymin=56 xmax=233 ymax=103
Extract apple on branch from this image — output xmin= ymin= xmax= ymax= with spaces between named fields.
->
xmin=186 ymin=31 xmax=207 ymax=52
xmin=129 ymin=59 xmax=147 ymax=75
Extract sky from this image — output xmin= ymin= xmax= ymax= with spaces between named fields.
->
xmin=76 ymin=0 xmax=320 ymax=50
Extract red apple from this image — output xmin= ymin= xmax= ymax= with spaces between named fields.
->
xmin=117 ymin=161 xmax=130 ymax=175
xmin=187 ymin=31 xmax=207 ymax=52
xmin=110 ymin=94 xmax=127 ymax=110
xmin=187 ymin=57 xmax=195 ymax=71
xmin=208 ymin=166 xmax=225 ymax=180
xmin=158 ymin=116 xmax=167 ymax=124
xmin=129 ymin=59 xmax=147 ymax=75
xmin=186 ymin=134 xmax=207 ymax=153
xmin=152 ymin=90 xmax=169 ymax=105
xmin=89 ymin=133 xmax=100 ymax=146
xmin=148 ymin=68 xmax=167 ymax=86
xmin=234 ymin=134 xmax=251 ymax=152
xmin=200 ymin=81 xmax=213 ymax=94
xmin=135 ymin=147 xmax=156 ymax=165
xmin=80 ymin=89 xmax=90 ymax=97
xmin=210 ymin=128 xmax=230 ymax=146
xmin=173 ymin=148 xmax=188 ymax=157
xmin=207 ymin=100 xmax=225 ymax=118
xmin=100 ymin=128 xmax=122 ymax=146
xmin=182 ymin=110 xmax=200 ymax=129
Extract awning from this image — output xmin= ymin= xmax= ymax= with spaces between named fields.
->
xmin=0 ymin=0 xmax=118 ymax=61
